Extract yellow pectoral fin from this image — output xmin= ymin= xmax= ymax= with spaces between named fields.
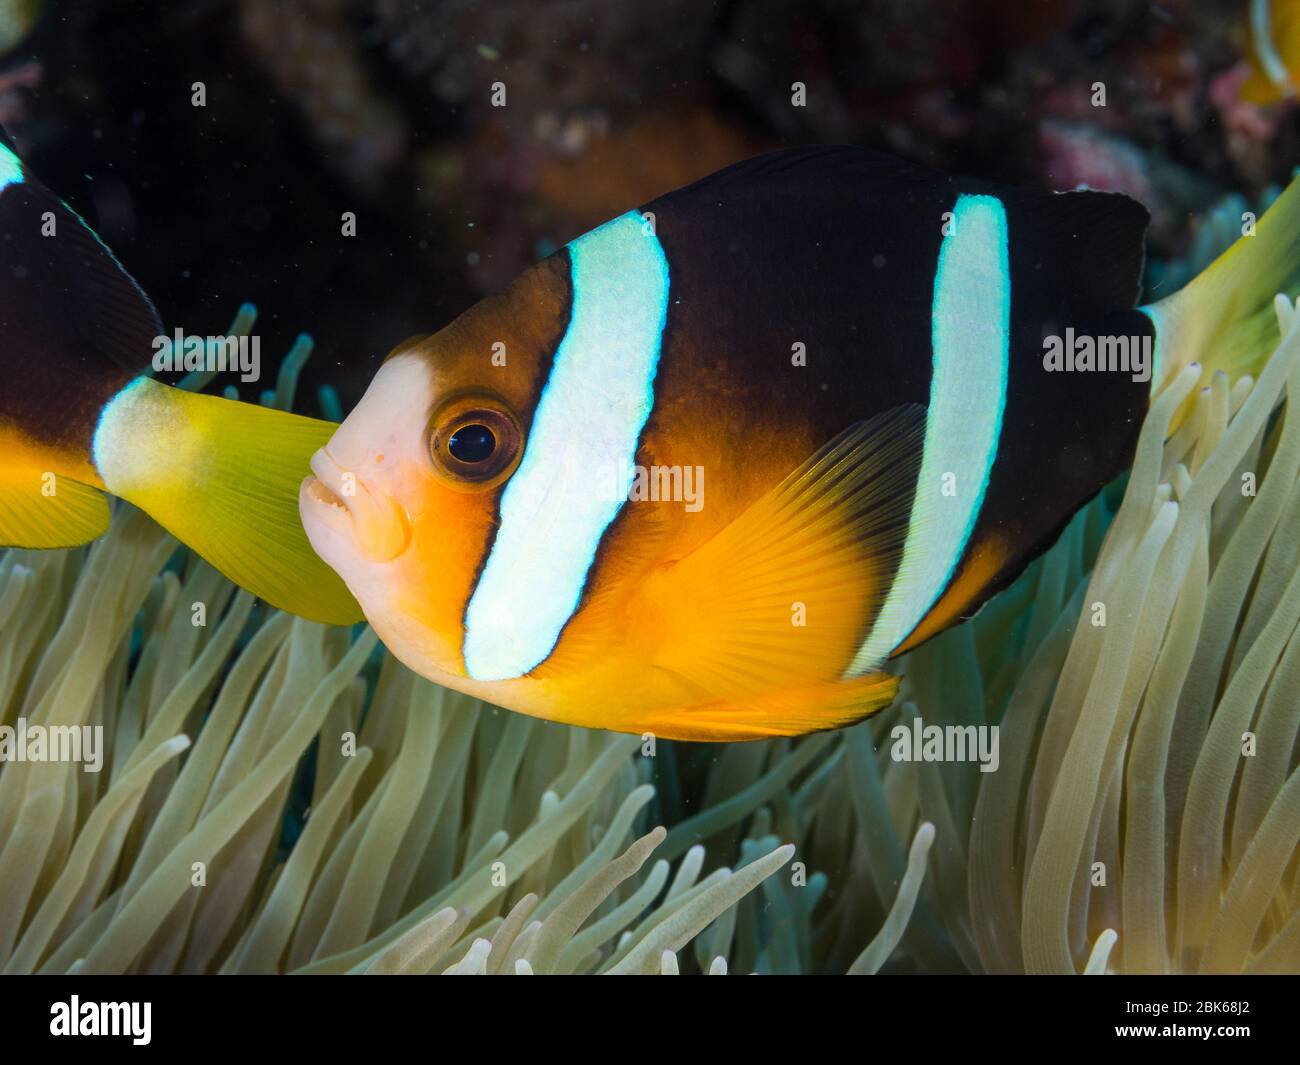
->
xmin=640 ymin=672 xmax=901 ymax=741
xmin=93 ymin=379 xmax=363 ymax=625
xmin=0 ymin=427 xmax=110 ymax=548
xmin=634 ymin=403 xmax=926 ymax=732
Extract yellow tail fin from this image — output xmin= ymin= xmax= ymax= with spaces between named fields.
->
xmin=92 ymin=378 xmax=362 ymax=625
xmin=1144 ymin=178 xmax=1300 ymax=430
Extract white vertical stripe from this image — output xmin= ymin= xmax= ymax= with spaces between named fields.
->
xmin=463 ymin=211 xmax=670 ymax=681
xmin=848 ymin=193 xmax=1010 ymax=673
xmin=0 ymin=143 xmax=23 ymax=190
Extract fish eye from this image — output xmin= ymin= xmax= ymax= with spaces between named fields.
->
xmin=428 ymin=396 xmax=522 ymax=489
xmin=448 ymin=423 xmax=496 ymax=463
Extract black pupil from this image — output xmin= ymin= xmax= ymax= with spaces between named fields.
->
xmin=448 ymin=423 xmax=496 ymax=463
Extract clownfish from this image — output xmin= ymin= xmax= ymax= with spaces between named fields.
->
xmin=298 ymin=147 xmax=1300 ymax=740
xmin=1243 ymin=0 xmax=1300 ymax=103
xmin=0 ymin=134 xmax=360 ymax=625
xmin=3 ymin=136 xmax=1293 ymax=742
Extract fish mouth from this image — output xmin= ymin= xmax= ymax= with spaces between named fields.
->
xmin=307 ymin=449 xmax=354 ymax=514
xmin=301 ymin=448 xmax=411 ymax=563
xmin=304 ymin=474 xmax=348 ymax=513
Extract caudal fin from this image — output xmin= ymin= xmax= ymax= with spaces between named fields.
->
xmin=0 ymin=132 xmax=361 ymax=624
xmin=92 ymin=378 xmax=363 ymax=625
xmin=1143 ymin=178 xmax=1300 ymax=428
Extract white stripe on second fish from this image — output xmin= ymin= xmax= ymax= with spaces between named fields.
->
xmin=0 ymin=143 xmax=23 ymax=191
xmin=848 ymin=192 xmax=1010 ymax=674
xmin=463 ymin=211 xmax=670 ymax=681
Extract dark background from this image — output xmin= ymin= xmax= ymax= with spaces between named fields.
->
xmin=4 ymin=0 xmax=1293 ymax=412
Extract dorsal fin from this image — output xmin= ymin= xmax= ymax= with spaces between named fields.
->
xmin=0 ymin=135 xmax=162 ymax=372
xmin=649 ymin=144 xmax=1150 ymax=318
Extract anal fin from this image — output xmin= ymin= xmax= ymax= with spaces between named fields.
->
xmin=639 ymin=672 xmax=900 ymax=742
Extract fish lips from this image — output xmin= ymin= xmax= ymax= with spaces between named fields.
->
xmin=301 ymin=448 xmax=411 ymax=565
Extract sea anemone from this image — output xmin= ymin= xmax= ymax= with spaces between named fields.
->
xmin=0 ymin=319 xmax=930 ymax=976
xmin=1 ymin=295 xmax=1297 ymax=975
xmin=886 ymin=295 xmax=1300 ymax=974
xmin=0 ymin=506 xmax=939 ymax=975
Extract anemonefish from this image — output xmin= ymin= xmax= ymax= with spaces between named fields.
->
xmin=298 ymin=146 xmax=1299 ymax=740
xmin=0 ymin=133 xmax=360 ymax=625
xmin=1243 ymin=0 xmax=1300 ymax=103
